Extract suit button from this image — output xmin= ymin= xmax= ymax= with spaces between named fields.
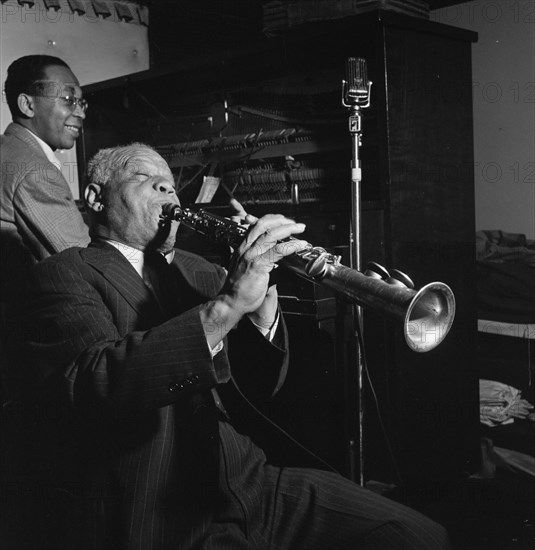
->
xmin=168 ymin=382 xmax=181 ymax=392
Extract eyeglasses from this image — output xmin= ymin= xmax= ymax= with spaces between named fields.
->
xmin=57 ymin=95 xmax=89 ymax=113
xmin=29 ymin=81 xmax=88 ymax=113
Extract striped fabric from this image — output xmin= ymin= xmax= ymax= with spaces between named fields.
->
xmin=202 ymin=421 xmax=451 ymax=549
xmin=1 ymin=240 xmax=450 ymax=549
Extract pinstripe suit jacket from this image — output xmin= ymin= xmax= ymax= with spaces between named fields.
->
xmin=1 ymin=240 xmax=288 ymax=550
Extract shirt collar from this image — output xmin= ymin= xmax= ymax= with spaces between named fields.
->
xmin=104 ymin=239 xmax=175 ymax=278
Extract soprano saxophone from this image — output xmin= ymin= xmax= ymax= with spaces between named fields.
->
xmin=161 ymin=204 xmax=455 ymax=352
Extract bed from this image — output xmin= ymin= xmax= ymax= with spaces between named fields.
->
xmin=475 ymin=230 xmax=535 ymax=478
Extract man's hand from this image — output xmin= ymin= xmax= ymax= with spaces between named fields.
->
xmin=223 ymin=213 xmax=307 ymax=316
xmin=247 ymin=284 xmax=279 ymax=331
xmin=200 ymin=210 xmax=307 ymax=349
xmin=229 ymin=200 xmax=285 ymax=332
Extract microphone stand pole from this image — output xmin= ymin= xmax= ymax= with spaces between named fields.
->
xmin=342 ymin=71 xmax=371 ymax=486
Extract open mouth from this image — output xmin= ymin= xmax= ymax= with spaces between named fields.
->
xmin=65 ymin=125 xmax=80 ymax=136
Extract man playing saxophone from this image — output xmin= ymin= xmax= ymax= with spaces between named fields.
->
xmin=1 ymin=143 xmax=451 ymax=550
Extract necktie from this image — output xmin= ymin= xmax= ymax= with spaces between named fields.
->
xmin=143 ymin=251 xmax=179 ymax=317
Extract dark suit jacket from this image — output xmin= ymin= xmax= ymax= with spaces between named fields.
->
xmin=1 ymin=241 xmax=288 ymax=550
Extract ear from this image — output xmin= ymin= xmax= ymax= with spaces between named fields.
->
xmin=17 ymin=93 xmax=36 ymax=118
xmin=84 ymin=183 xmax=105 ymax=212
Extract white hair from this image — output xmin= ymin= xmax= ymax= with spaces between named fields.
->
xmin=86 ymin=142 xmax=159 ymax=189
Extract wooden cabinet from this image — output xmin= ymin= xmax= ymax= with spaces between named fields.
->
xmin=81 ymin=10 xmax=479 ymax=504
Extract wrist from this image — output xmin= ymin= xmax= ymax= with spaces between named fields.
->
xmin=200 ymin=294 xmax=245 ymax=342
xmin=248 ymin=311 xmax=277 ymax=329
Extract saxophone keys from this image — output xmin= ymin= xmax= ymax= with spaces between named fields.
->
xmin=304 ymin=252 xmax=330 ymax=279
xmin=364 ymin=261 xmax=389 ymax=280
xmin=386 ymin=269 xmax=415 ymax=289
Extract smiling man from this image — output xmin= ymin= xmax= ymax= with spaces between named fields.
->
xmin=0 ymin=55 xmax=90 ymax=265
xmin=0 ymin=54 xmax=91 ymax=432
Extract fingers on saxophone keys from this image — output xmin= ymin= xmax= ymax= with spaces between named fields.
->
xmin=243 ymin=215 xmax=294 ymax=241
xmin=251 ymin=238 xmax=309 ymax=271
xmin=250 ymin=217 xmax=305 ymax=245
xmin=230 ymin=216 xmax=246 ymax=226
xmin=273 ymin=238 xmax=309 ymax=258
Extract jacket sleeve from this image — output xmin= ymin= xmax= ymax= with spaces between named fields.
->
xmin=15 ymin=256 xmax=231 ymax=416
xmin=227 ymin=309 xmax=289 ymax=401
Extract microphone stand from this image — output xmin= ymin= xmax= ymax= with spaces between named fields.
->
xmin=342 ymin=64 xmax=372 ymax=486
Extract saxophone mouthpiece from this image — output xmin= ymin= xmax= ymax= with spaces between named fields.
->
xmin=161 ymin=203 xmax=180 ymax=221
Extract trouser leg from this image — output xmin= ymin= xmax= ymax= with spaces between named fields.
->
xmin=259 ymin=466 xmax=451 ymax=550
xmin=201 ymin=422 xmax=450 ymax=550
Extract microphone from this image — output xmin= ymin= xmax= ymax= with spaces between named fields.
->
xmin=343 ymin=57 xmax=371 ymax=107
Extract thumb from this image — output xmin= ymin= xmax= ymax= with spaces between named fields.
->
xmin=229 ymin=198 xmax=258 ymax=225
xmin=229 ymin=198 xmax=247 ymax=217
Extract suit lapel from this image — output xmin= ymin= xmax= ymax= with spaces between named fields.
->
xmin=81 ymin=241 xmax=160 ymax=318
xmin=171 ymin=250 xmax=224 ymax=302
xmin=81 ymin=242 xmax=224 ymax=318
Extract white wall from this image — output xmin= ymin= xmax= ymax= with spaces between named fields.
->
xmin=0 ymin=0 xmax=150 ymax=197
xmin=431 ymin=0 xmax=535 ymax=239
